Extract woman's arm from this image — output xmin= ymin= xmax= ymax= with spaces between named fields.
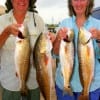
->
xmin=0 ymin=27 xmax=10 ymax=48
xmin=89 ymin=28 xmax=100 ymax=40
xmin=0 ymin=24 xmax=21 ymax=48
xmin=53 ymin=27 xmax=68 ymax=55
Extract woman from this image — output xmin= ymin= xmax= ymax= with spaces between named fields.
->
xmin=0 ymin=0 xmax=45 ymax=100
xmin=53 ymin=0 xmax=100 ymax=100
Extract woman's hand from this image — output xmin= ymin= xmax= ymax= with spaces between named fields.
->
xmin=48 ymin=32 xmax=56 ymax=43
xmin=56 ymin=27 xmax=68 ymax=40
xmin=89 ymin=28 xmax=100 ymax=40
xmin=52 ymin=27 xmax=68 ymax=55
xmin=5 ymin=24 xmax=21 ymax=36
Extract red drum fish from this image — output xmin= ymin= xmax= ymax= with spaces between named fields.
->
xmin=59 ymin=29 xmax=74 ymax=96
xmin=15 ymin=25 xmax=30 ymax=96
xmin=33 ymin=33 xmax=57 ymax=100
xmin=78 ymin=27 xmax=95 ymax=100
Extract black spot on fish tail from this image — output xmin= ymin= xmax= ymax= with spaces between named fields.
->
xmin=20 ymin=84 xmax=28 ymax=96
xmin=78 ymin=94 xmax=89 ymax=100
xmin=18 ymin=31 xmax=25 ymax=39
xmin=63 ymin=85 xmax=73 ymax=96
xmin=63 ymin=38 xmax=70 ymax=42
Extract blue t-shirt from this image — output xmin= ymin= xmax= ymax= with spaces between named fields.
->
xmin=55 ymin=16 xmax=100 ymax=92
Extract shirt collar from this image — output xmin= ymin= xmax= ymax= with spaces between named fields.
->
xmin=8 ymin=10 xmax=30 ymax=24
xmin=72 ymin=15 xmax=92 ymax=26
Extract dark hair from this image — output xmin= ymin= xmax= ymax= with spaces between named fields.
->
xmin=68 ymin=0 xmax=94 ymax=18
xmin=5 ymin=0 xmax=37 ymax=26
xmin=5 ymin=0 xmax=37 ymax=13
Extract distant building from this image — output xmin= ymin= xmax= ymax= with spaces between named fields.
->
xmin=46 ymin=24 xmax=58 ymax=33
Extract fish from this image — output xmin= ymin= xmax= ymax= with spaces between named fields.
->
xmin=59 ymin=29 xmax=74 ymax=96
xmin=78 ymin=27 xmax=95 ymax=100
xmin=33 ymin=33 xmax=57 ymax=100
xmin=15 ymin=25 xmax=31 ymax=96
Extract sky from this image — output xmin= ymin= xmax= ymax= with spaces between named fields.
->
xmin=0 ymin=0 xmax=99 ymax=24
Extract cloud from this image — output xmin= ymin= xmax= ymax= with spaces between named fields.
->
xmin=38 ymin=6 xmax=69 ymax=24
xmin=36 ymin=0 xmax=68 ymax=24
xmin=36 ymin=0 xmax=66 ymax=8
xmin=94 ymin=0 xmax=100 ymax=8
xmin=0 ymin=0 xmax=6 ymax=6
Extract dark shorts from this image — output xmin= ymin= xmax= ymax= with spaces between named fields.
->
xmin=55 ymin=85 xmax=100 ymax=100
xmin=2 ymin=87 xmax=40 ymax=100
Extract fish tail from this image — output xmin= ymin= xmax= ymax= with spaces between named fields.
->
xmin=78 ymin=94 xmax=89 ymax=100
xmin=20 ymin=83 xmax=28 ymax=96
xmin=63 ymin=86 xmax=73 ymax=96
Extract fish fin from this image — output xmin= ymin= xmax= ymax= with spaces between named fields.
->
xmin=15 ymin=72 xmax=19 ymax=78
xmin=20 ymin=84 xmax=28 ymax=96
xmin=63 ymin=86 xmax=73 ymax=96
xmin=78 ymin=94 xmax=89 ymax=100
xmin=61 ymin=70 xmax=63 ymax=77
xmin=18 ymin=31 xmax=25 ymax=39
xmin=61 ymin=72 xmax=63 ymax=77
xmin=92 ymin=76 xmax=94 ymax=82
xmin=44 ymin=54 xmax=49 ymax=65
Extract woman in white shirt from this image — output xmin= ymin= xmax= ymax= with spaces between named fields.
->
xmin=0 ymin=0 xmax=45 ymax=100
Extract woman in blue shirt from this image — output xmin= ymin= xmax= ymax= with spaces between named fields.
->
xmin=53 ymin=0 xmax=100 ymax=100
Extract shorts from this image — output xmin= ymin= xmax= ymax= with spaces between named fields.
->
xmin=2 ymin=87 xmax=40 ymax=100
xmin=55 ymin=85 xmax=100 ymax=100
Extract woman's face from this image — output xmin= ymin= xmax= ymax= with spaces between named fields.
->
xmin=12 ymin=0 xmax=29 ymax=13
xmin=71 ymin=0 xmax=89 ymax=16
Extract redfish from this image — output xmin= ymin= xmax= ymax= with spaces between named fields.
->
xmin=78 ymin=27 xmax=95 ymax=100
xmin=33 ymin=33 xmax=57 ymax=100
xmin=59 ymin=29 xmax=74 ymax=96
xmin=15 ymin=25 xmax=30 ymax=96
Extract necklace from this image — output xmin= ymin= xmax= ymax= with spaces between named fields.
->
xmin=76 ymin=17 xmax=86 ymax=28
